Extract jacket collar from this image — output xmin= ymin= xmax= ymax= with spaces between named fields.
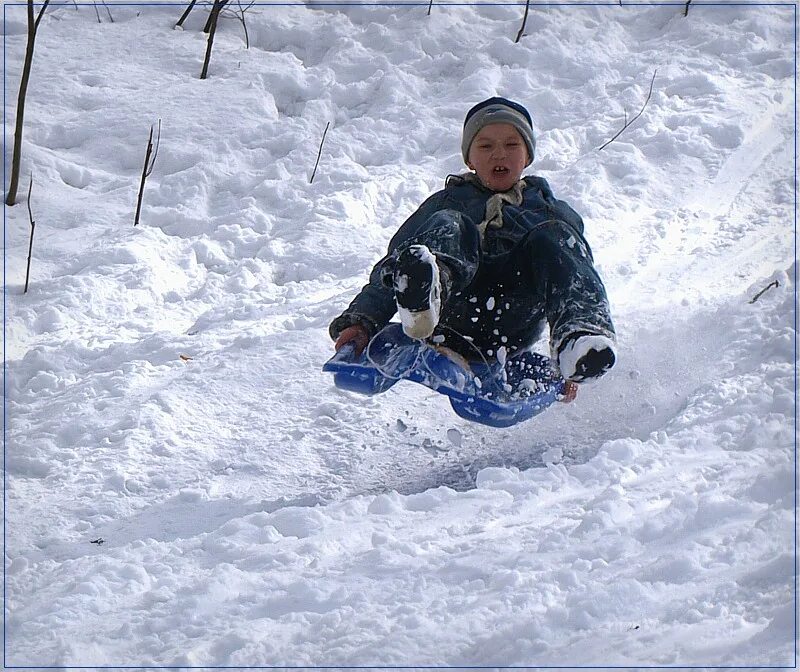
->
xmin=445 ymin=172 xmax=534 ymax=194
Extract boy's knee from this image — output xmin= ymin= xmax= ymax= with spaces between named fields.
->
xmin=436 ymin=210 xmax=480 ymax=250
xmin=520 ymin=221 xmax=587 ymax=259
xmin=423 ymin=209 xmax=472 ymax=234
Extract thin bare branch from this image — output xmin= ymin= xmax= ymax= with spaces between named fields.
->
xmin=427 ymin=0 xmax=433 ymax=16
xmin=93 ymin=1 xmax=101 ymax=23
xmin=102 ymin=1 xmax=114 ymax=22
xmin=310 ymin=122 xmax=331 ymax=184
xmin=34 ymin=0 xmax=50 ymax=29
xmin=135 ymin=120 xmax=160 ymax=226
xmin=235 ymin=0 xmax=254 ymax=48
xmin=240 ymin=13 xmax=250 ymax=48
xmin=749 ymin=280 xmax=779 ymax=304
xmin=515 ymin=0 xmax=531 ymax=43
xmin=24 ymin=173 xmax=36 ymax=294
xmin=598 ymin=69 xmax=658 ymax=151
xmin=146 ymin=119 xmax=162 ymax=176
xmin=684 ymin=0 xmax=692 ymax=16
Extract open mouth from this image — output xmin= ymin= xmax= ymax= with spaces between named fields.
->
xmin=493 ymin=166 xmax=509 ymax=175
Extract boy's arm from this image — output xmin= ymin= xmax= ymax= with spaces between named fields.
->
xmin=530 ymin=176 xmax=586 ymax=234
xmin=532 ymin=176 xmax=595 ymax=260
xmin=329 ymin=190 xmax=449 ymax=342
xmin=328 ymin=266 xmax=395 ymax=342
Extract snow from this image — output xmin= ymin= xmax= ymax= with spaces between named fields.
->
xmin=3 ymin=1 xmax=796 ymax=666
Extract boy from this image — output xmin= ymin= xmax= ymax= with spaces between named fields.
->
xmin=329 ymin=97 xmax=616 ymax=390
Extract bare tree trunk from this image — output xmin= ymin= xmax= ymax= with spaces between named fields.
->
xmin=203 ymin=0 xmax=227 ymax=33
xmin=200 ymin=0 xmax=227 ymax=79
xmin=6 ymin=0 xmax=50 ymax=206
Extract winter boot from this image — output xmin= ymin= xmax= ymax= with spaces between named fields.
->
xmin=557 ymin=332 xmax=616 ymax=383
xmin=393 ymin=244 xmax=446 ymax=340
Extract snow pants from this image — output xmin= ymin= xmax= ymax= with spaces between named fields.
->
xmin=385 ymin=209 xmax=616 ymax=360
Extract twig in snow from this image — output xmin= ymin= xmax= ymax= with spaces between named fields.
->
xmin=134 ymin=119 xmax=161 ymax=227
xmin=597 ymin=69 xmax=657 ymax=151
xmin=427 ymin=0 xmax=433 ymax=16
xmin=24 ymin=174 xmax=36 ymax=294
xmin=749 ymin=280 xmax=779 ymax=304
xmin=102 ymin=1 xmax=114 ymax=23
xmin=684 ymin=0 xmax=692 ymax=16
xmin=515 ymin=0 xmax=531 ymax=43
xmin=309 ymin=122 xmax=331 ymax=184
xmin=92 ymin=1 xmax=101 ymax=23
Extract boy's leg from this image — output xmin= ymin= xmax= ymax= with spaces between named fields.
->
xmin=515 ymin=222 xmax=616 ymax=380
xmin=383 ymin=209 xmax=481 ymax=292
xmin=392 ymin=245 xmax=444 ymax=339
xmin=381 ymin=210 xmax=481 ymax=339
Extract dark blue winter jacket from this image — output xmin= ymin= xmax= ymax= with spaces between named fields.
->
xmin=329 ymin=173 xmax=598 ymax=357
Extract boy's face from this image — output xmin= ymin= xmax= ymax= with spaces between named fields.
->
xmin=466 ymin=123 xmax=529 ymax=192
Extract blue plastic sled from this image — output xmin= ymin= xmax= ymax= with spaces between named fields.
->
xmin=323 ymin=323 xmax=565 ymax=427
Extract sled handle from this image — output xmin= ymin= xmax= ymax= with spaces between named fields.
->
xmin=330 ymin=342 xmax=358 ymax=364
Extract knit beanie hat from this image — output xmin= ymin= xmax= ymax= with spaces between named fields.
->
xmin=461 ymin=97 xmax=536 ymax=166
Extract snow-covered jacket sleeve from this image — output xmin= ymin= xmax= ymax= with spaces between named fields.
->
xmin=328 ymin=190 xmax=450 ymax=341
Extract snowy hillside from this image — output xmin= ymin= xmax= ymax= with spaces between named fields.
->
xmin=3 ymin=1 xmax=796 ymax=666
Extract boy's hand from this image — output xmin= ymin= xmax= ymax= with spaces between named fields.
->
xmin=335 ymin=324 xmax=370 ymax=356
xmin=560 ymin=380 xmax=578 ymax=403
